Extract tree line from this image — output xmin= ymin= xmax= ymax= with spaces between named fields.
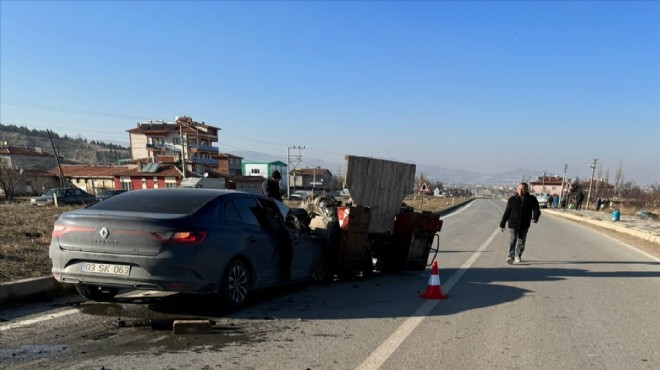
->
xmin=0 ymin=123 xmax=128 ymax=150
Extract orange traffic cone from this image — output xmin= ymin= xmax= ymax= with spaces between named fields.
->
xmin=420 ymin=261 xmax=447 ymax=299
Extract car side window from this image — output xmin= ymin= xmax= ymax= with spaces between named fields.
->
xmin=257 ymin=198 xmax=285 ymax=233
xmin=224 ymin=201 xmax=241 ymax=223
xmin=231 ymin=197 xmax=260 ymax=227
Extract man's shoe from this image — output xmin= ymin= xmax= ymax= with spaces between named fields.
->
xmin=506 ymin=257 xmax=514 ymax=265
xmin=514 ymin=257 xmax=521 ymax=264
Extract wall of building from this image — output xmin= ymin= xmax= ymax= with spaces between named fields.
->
xmin=69 ymin=178 xmax=115 ymax=194
xmin=243 ymin=163 xmax=268 ymax=178
xmin=129 ymin=133 xmax=149 ymax=160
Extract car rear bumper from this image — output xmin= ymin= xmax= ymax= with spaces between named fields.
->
xmin=52 ymin=263 xmax=218 ymax=293
xmin=50 ymin=247 xmax=224 ymax=294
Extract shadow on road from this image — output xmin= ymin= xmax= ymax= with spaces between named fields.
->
xmin=72 ymin=260 xmax=660 ymax=322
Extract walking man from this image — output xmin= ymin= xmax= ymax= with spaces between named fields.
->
xmin=262 ymin=170 xmax=283 ymax=201
xmin=500 ymin=182 xmax=541 ymax=264
xmin=575 ymin=190 xmax=584 ymax=211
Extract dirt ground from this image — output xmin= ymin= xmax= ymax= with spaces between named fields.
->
xmin=1 ymin=196 xmax=657 ymax=284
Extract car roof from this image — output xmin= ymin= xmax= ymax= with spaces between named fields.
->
xmin=88 ymin=188 xmax=265 ymax=214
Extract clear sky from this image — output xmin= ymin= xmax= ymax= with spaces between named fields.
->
xmin=1 ymin=1 xmax=658 ymax=185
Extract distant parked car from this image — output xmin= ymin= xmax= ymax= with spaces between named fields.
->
xmin=49 ymin=189 xmax=327 ymax=309
xmin=288 ymin=191 xmax=309 ymax=201
xmin=96 ymin=189 xmax=127 ymax=202
xmin=31 ymin=187 xmax=97 ymax=207
xmin=536 ymin=194 xmax=549 ymax=208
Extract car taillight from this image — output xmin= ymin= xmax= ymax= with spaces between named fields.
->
xmin=151 ymin=231 xmax=208 ymax=244
xmin=52 ymin=224 xmax=95 ymax=237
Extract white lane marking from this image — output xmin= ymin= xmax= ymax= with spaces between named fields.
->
xmin=356 ymin=228 xmax=499 ymax=370
xmin=0 ymin=308 xmax=79 ymax=332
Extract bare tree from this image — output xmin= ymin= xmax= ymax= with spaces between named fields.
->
xmin=614 ymin=162 xmax=624 ymax=196
xmin=604 ymin=168 xmax=610 ymax=193
xmin=0 ymin=164 xmax=19 ymax=201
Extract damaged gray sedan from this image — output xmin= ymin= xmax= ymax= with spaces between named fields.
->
xmin=49 ymin=188 xmax=327 ymax=309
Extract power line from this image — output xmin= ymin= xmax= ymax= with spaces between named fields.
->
xmin=0 ymin=98 xmax=153 ymax=121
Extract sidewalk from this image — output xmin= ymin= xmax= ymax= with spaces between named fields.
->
xmin=544 ymin=207 xmax=660 ymax=245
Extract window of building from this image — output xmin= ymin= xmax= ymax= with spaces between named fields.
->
xmin=120 ymin=178 xmax=132 ymax=191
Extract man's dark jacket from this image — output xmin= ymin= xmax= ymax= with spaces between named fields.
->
xmin=500 ymin=193 xmax=541 ymax=229
xmin=262 ymin=178 xmax=282 ymax=201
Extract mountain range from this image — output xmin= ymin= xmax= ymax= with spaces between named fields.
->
xmin=231 ymin=149 xmax=545 ymax=186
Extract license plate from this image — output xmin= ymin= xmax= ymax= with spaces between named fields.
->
xmin=81 ymin=262 xmax=131 ymax=276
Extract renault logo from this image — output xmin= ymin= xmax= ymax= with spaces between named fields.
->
xmin=99 ymin=227 xmax=109 ymax=239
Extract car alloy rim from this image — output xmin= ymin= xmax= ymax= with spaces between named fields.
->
xmin=311 ymin=257 xmax=328 ymax=282
xmin=228 ymin=264 xmax=248 ymax=303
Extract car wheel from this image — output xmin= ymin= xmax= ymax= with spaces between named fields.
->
xmin=75 ymin=284 xmax=119 ymax=302
xmin=217 ymin=259 xmax=251 ymax=310
xmin=311 ymin=254 xmax=332 ymax=283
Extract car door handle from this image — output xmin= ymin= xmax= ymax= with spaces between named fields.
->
xmin=245 ymin=235 xmax=257 ymax=242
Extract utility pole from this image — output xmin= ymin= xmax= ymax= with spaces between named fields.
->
xmin=586 ymin=158 xmax=598 ymax=210
xmin=47 ymin=130 xmax=66 ymax=187
xmin=287 ymin=146 xmax=304 ymax=198
xmin=180 ymin=125 xmax=186 ymax=179
xmin=560 ymin=164 xmax=568 ymax=209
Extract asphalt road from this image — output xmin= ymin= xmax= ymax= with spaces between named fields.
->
xmin=1 ymin=198 xmax=659 ymax=369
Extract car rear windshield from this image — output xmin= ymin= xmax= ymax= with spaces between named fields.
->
xmin=89 ymin=190 xmax=218 ymax=214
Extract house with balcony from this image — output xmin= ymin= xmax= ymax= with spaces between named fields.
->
xmin=127 ymin=115 xmax=220 ymax=176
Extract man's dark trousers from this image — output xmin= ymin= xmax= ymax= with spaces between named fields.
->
xmin=508 ymin=228 xmax=529 ymax=258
